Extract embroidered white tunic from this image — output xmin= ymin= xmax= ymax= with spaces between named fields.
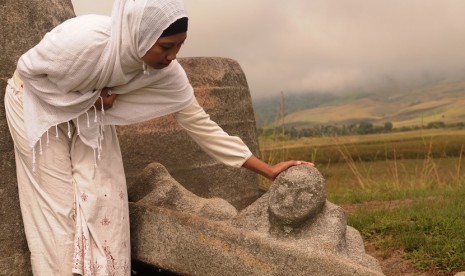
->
xmin=7 ymin=0 xmax=253 ymax=275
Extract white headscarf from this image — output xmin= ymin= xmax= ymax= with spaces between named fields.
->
xmin=17 ymin=0 xmax=194 ymax=149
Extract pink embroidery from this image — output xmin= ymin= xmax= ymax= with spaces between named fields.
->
xmin=101 ymin=216 xmax=111 ymax=226
xmin=122 ymin=260 xmax=130 ymax=274
xmin=91 ymin=260 xmax=102 ymax=273
xmin=81 ymin=192 xmax=88 ymax=202
xmin=104 ymin=241 xmax=117 ymax=275
xmin=72 ymin=231 xmax=89 ymax=273
xmin=74 ymin=235 xmax=130 ymax=275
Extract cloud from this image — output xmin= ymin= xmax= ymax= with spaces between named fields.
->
xmin=182 ymin=0 xmax=465 ymax=97
xmin=73 ymin=0 xmax=465 ymax=98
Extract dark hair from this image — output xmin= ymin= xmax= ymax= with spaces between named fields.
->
xmin=160 ymin=17 xmax=188 ymax=37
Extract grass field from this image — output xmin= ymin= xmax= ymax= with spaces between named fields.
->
xmin=259 ymin=128 xmax=465 ymax=274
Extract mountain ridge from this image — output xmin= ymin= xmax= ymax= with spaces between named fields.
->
xmin=253 ymin=79 xmax=465 ymax=128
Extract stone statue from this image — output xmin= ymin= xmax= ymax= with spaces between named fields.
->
xmin=129 ymin=163 xmax=384 ymax=275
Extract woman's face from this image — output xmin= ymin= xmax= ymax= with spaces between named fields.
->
xmin=141 ymin=32 xmax=187 ymax=69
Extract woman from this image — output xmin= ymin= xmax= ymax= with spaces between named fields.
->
xmin=5 ymin=0 xmax=312 ymax=274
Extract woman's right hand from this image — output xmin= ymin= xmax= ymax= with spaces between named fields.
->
xmin=94 ymin=87 xmax=118 ymax=110
xmin=242 ymin=155 xmax=314 ymax=181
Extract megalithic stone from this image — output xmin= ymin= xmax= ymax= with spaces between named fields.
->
xmin=0 ymin=0 xmax=75 ymax=273
xmin=119 ymin=57 xmax=262 ymax=210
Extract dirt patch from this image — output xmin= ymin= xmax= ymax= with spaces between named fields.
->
xmin=364 ymin=241 xmax=452 ymax=276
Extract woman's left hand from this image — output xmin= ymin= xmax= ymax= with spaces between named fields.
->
xmin=94 ymin=87 xmax=118 ymax=110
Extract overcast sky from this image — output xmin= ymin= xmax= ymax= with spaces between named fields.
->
xmin=72 ymin=0 xmax=465 ymax=99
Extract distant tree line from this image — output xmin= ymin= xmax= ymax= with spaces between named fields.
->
xmin=258 ymin=121 xmax=465 ymax=140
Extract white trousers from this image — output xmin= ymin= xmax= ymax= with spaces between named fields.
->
xmin=5 ymin=79 xmax=130 ymax=275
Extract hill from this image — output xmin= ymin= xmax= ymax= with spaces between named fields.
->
xmin=253 ymin=79 xmax=465 ymax=128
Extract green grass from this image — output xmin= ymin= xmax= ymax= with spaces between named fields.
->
xmin=323 ymin=157 xmax=465 ymax=204
xmin=258 ymin=128 xmax=465 ymax=274
xmin=348 ymin=192 xmax=465 ymax=273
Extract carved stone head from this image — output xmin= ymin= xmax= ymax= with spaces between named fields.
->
xmin=268 ymin=166 xmax=326 ymax=227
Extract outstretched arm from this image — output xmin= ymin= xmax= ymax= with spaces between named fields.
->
xmin=175 ymin=99 xmax=314 ymax=177
xmin=242 ymin=155 xmax=314 ymax=181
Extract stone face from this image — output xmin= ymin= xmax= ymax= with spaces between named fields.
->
xmin=269 ymin=166 xmax=326 ymax=226
xmin=130 ymin=164 xmax=383 ymax=275
xmin=0 ymin=0 xmax=75 ymax=273
xmin=232 ymin=196 xmax=350 ymax=254
xmin=119 ymin=57 xmax=261 ymax=210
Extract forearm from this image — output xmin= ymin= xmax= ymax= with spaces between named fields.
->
xmin=242 ymin=155 xmax=274 ymax=180
xmin=175 ymin=99 xmax=314 ymax=177
xmin=242 ymin=155 xmax=315 ymax=181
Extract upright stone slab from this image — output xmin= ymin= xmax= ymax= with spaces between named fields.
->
xmin=0 ymin=0 xmax=75 ymax=273
xmin=118 ymin=57 xmax=261 ymax=210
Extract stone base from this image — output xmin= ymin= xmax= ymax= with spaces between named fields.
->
xmin=130 ymin=203 xmax=383 ymax=276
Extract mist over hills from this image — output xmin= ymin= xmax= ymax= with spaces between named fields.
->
xmin=252 ymin=79 xmax=465 ymax=129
